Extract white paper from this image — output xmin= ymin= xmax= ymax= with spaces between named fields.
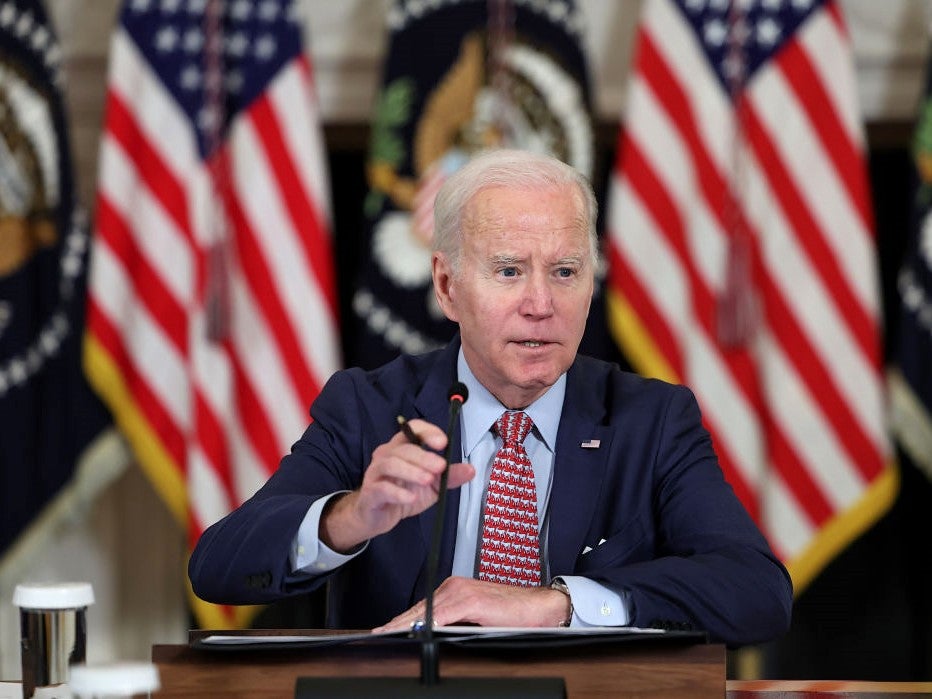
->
xmin=199 ymin=625 xmax=665 ymax=646
xmin=436 ymin=625 xmax=665 ymax=635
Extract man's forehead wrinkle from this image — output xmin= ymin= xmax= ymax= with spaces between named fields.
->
xmin=467 ymin=215 xmax=586 ymax=239
xmin=466 ymin=207 xmax=514 ymax=234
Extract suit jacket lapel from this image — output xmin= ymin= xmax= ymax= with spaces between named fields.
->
xmin=547 ymin=359 xmax=613 ymax=577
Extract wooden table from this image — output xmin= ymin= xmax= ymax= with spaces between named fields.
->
xmin=151 ymin=630 xmax=932 ymax=698
xmin=152 ymin=630 xmax=725 ymax=698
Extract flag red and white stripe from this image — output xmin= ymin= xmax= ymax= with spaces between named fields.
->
xmin=606 ymin=0 xmax=896 ymax=592
xmin=85 ymin=5 xmax=339 ymax=628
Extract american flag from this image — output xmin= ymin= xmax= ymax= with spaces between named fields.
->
xmin=84 ymin=0 xmax=340 ymax=627
xmin=606 ymin=0 xmax=896 ymax=593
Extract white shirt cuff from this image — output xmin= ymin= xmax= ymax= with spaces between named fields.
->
xmin=290 ymin=492 xmax=368 ymax=574
xmin=557 ymin=575 xmax=630 ymax=627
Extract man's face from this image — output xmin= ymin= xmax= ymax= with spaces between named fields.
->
xmin=432 ymin=184 xmax=594 ymax=409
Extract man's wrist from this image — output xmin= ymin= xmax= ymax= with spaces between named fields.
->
xmin=319 ymin=492 xmax=368 ymax=553
xmin=550 ymin=578 xmax=574 ymax=627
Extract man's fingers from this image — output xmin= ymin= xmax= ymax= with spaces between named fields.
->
xmin=371 ymin=579 xmax=496 ymax=634
xmin=367 ymin=479 xmax=419 ymax=506
xmin=378 ymin=451 xmax=445 ymax=487
xmin=447 ymin=462 xmax=476 ymax=489
xmin=395 ymin=418 xmax=448 ymax=452
xmin=366 ymin=442 xmax=447 ymax=494
xmin=372 ymin=602 xmax=425 ymax=633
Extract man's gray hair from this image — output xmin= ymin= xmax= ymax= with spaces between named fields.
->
xmin=431 ymin=149 xmax=598 ymax=273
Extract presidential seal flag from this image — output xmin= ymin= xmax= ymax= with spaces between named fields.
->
xmin=353 ymin=0 xmax=595 ymax=368
xmin=890 ymin=53 xmax=932 ymax=483
xmin=606 ymin=0 xmax=896 ymax=593
xmin=85 ymin=0 xmax=340 ymax=628
xmin=0 ymin=0 xmax=112 ymax=566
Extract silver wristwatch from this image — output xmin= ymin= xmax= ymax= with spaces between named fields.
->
xmin=550 ymin=578 xmax=574 ymax=627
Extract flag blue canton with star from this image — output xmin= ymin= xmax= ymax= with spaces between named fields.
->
xmin=675 ymin=0 xmax=821 ymax=93
xmin=121 ymin=0 xmax=302 ymax=157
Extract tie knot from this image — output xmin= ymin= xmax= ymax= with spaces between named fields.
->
xmin=496 ymin=411 xmax=533 ymax=445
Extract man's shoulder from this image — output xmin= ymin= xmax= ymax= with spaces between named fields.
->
xmin=572 ymin=354 xmax=682 ymax=392
xmin=570 ymin=354 xmax=695 ymax=412
xmin=321 ymin=346 xmax=452 ymax=402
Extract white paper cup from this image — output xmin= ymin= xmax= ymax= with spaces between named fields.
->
xmin=69 ymin=662 xmax=160 ymax=698
xmin=13 ymin=583 xmax=95 ymax=699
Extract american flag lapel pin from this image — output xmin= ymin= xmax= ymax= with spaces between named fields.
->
xmin=580 ymin=439 xmax=600 ymax=449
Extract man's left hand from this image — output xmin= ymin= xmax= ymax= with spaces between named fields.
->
xmin=372 ymin=576 xmax=571 ymax=632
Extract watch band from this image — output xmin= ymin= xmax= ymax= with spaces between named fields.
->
xmin=550 ymin=578 xmax=574 ymax=627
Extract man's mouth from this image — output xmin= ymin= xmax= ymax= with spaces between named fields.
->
xmin=519 ymin=340 xmax=545 ymax=348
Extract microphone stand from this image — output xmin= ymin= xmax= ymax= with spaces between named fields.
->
xmin=419 ymin=388 xmax=465 ymax=685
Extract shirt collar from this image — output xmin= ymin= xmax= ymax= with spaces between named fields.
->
xmin=457 ymin=348 xmax=566 ymax=455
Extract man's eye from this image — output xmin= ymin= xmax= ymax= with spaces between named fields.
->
xmin=500 ymin=267 xmax=518 ymax=278
xmin=557 ymin=267 xmax=575 ymax=278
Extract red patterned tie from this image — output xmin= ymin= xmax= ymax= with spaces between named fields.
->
xmin=478 ymin=411 xmax=541 ymax=586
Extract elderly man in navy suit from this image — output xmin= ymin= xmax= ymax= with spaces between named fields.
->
xmin=189 ymin=149 xmax=792 ymax=646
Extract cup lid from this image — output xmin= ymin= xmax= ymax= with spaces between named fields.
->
xmin=13 ymin=582 xmax=95 ymax=609
xmin=68 ymin=662 xmax=160 ymax=696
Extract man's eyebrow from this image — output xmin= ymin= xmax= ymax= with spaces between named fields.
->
xmin=489 ymin=254 xmax=522 ymax=265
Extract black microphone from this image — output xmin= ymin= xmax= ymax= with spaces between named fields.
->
xmin=420 ymin=382 xmax=469 ymax=684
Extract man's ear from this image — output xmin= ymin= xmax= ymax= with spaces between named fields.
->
xmin=431 ymin=252 xmax=459 ymax=323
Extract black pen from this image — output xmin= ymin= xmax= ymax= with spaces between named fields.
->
xmin=396 ymin=415 xmax=424 ymax=447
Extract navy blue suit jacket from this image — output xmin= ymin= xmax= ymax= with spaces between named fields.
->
xmin=189 ymin=339 xmax=792 ymax=646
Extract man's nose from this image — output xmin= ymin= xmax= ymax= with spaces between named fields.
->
xmin=520 ymin=275 xmax=554 ymax=317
